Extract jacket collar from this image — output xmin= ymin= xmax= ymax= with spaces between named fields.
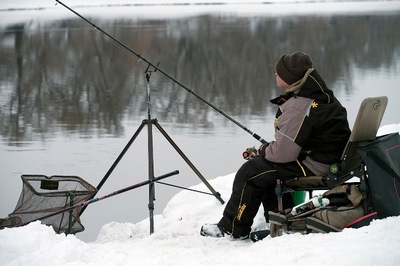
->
xmin=270 ymin=68 xmax=333 ymax=105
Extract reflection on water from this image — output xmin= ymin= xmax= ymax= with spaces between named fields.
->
xmin=1 ymin=10 xmax=400 ymax=241
xmin=2 ymin=14 xmax=400 ymax=142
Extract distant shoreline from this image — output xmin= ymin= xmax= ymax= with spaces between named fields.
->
xmin=1 ymin=0 xmax=400 ymax=12
xmin=1 ymin=0 xmax=399 ymax=27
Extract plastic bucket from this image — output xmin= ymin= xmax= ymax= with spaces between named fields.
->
xmin=291 ymin=191 xmax=307 ymax=205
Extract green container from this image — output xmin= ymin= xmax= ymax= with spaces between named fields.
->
xmin=291 ymin=191 xmax=307 ymax=205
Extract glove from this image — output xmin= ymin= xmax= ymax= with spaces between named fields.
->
xmin=257 ymin=143 xmax=269 ymax=157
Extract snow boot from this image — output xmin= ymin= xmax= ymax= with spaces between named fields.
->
xmin=200 ymin=224 xmax=225 ymax=238
xmin=250 ymin=230 xmax=270 ymax=242
xmin=200 ymin=224 xmax=249 ymax=240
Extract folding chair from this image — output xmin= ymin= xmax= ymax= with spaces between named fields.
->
xmin=275 ymin=96 xmax=388 ymax=213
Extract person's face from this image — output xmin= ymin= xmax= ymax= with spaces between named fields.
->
xmin=275 ymin=71 xmax=290 ymax=91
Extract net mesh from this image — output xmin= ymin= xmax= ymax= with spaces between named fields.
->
xmin=0 ymin=175 xmax=97 ymax=234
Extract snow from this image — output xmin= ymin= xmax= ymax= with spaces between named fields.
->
xmin=0 ymin=125 xmax=399 ymax=266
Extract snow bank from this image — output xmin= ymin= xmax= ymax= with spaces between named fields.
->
xmin=1 ymin=131 xmax=400 ymax=266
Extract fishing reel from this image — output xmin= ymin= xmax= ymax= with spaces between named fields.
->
xmin=242 ymin=143 xmax=269 ymax=160
xmin=243 ymin=147 xmax=258 ymax=160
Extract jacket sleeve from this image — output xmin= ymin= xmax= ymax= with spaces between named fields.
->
xmin=265 ymin=99 xmax=312 ymax=163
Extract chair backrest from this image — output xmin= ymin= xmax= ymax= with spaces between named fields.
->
xmin=285 ymin=96 xmax=388 ymax=188
xmin=340 ymin=96 xmax=388 ymax=173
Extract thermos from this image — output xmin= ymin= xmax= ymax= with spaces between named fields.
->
xmin=291 ymin=195 xmax=330 ymax=215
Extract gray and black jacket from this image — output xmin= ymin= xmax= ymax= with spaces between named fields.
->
xmin=266 ymin=68 xmax=351 ymax=176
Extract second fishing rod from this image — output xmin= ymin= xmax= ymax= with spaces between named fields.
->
xmin=55 ymin=0 xmax=267 ymax=145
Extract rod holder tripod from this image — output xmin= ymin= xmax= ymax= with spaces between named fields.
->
xmin=144 ymin=64 xmax=224 ymax=233
xmin=82 ymin=64 xmax=224 ymax=234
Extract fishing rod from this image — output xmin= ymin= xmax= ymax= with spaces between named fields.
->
xmin=18 ymin=170 xmax=179 ymax=228
xmin=55 ymin=0 xmax=267 ymax=144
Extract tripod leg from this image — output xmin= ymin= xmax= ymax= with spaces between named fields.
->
xmin=154 ymin=122 xmax=225 ymax=204
xmin=80 ymin=122 xmax=146 ymax=215
xmin=147 ymin=118 xmax=156 ymax=234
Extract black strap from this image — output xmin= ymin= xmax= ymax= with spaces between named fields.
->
xmin=366 ymin=151 xmax=400 ymax=183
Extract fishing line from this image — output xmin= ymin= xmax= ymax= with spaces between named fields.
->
xmin=55 ymin=0 xmax=267 ymax=144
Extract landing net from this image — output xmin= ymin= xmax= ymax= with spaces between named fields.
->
xmin=0 ymin=175 xmax=97 ymax=234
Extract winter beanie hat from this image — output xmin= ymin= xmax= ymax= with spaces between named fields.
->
xmin=275 ymin=52 xmax=314 ymax=85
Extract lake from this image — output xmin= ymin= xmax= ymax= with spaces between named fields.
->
xmin=1 ymin=3 xmax=400 ymax=241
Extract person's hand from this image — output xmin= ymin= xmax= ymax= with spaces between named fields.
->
xmin=257 ymin=143 xmax=269 ymax=157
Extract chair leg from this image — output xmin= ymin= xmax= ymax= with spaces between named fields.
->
xmin=359 ymin=164 xmax=370 ymax=214
xmin=275 ymin=179 xmax=283 ymax=212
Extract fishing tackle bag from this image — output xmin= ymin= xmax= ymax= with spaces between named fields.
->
xmin=268 ymin=184 xmax=371 ymax=237
xmin=357 ymin=132 xmax=400 ymax=219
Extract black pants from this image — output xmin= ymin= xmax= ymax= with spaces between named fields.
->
xmin=217 ymin=156 xmax=312 ymax=237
